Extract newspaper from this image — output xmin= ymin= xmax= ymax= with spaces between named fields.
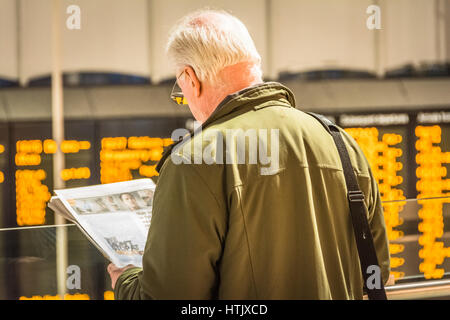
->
xmin=48 ymin=179 xmax=155 ymax=268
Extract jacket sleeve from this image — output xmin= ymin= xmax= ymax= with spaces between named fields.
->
xmin=366 ymin=165 xmax=391 ymax=285
xmin=114 ymin=160 xmax=227 ymax=299
xmin=114 ymin=267 xmax=150 ymax=299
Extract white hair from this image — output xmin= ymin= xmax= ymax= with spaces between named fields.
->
xmin=166 ymin=9 xmax=262 ymax=84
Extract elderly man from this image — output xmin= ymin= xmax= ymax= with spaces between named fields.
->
xmin=108 ymin=9 xmax=390 ymax=299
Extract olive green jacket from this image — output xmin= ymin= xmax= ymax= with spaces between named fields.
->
xmin=115 ymin=82 xmax=390 ymax=299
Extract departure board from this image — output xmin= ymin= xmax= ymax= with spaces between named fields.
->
xmin=13 ymin=136 xmax=173 ymax=226
xmin=0 ymin=118 xmax=187 ymax=229
xmin=0 ymin=124 xmax=8 ymax=229
xmin=0 ymin=111 xmax=449 ymax=300
xmin=338 ymin=111 xmax=450 ymax=281
xmin=100 ymin=136 xmax=172 ymax=184
xmin=9 ymin=121 xmax=95 ymax=227
xmin=415 ymin=111 xmax=450 ymax=279
xmin=0 ymin=117 xmax=188 ymax=300
xmin=0 ymin=144 xmax=4 ymax=183
xmin=339 ymin=113 xmax=410 ymax=280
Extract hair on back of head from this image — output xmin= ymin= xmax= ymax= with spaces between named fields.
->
xmin=166 ymin=8 xmax=262 ymax=85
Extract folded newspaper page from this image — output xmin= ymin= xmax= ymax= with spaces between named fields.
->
xmin=48 ymin=179 xmax=156 ymax=268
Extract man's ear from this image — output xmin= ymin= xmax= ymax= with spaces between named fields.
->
xmin=185 ymin=66 xmax=201 ymax=97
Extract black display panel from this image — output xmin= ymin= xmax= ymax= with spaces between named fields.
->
xmin=336 ymin=110 xmax=450 ymax=282
xmin=0 ymin=116 xmax=191 ymax=299
xmin=0 ymin=110 xmax=448 ymax=299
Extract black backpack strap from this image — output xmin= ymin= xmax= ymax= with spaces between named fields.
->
xmin=307 ymin=112 xmax=387 ymax=300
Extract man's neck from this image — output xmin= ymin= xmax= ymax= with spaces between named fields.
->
xmin=200 ymin=80 xmax=262 ymax=124
xmin=199 ymin=63 xmax=262 ymax=123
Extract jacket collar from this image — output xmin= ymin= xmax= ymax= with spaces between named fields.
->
xmin=156 ymin=82 xmax=296 ymax=173
xmin=203 ymin=81 xmax=296 ymax=126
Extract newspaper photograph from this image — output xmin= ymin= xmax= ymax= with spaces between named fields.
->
xmin=49 ymin=179 xmax=156 ymax=268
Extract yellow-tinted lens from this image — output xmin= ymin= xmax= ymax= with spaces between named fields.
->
xmin=170 ymin=74 xmax=188 ymax=105
xmin=171 ymin=95 xmax=188 ymax=105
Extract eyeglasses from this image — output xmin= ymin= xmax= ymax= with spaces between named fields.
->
xmin=170 ymin=70 xmax=188 ymax=105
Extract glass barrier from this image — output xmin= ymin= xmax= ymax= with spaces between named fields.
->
xmin=383 ymin=196 xmax=450 ymax=285
xmin=0 ymin=224 xmax=113 ymax=300
xmin=0 ymin=196 xmax=449 ymax=300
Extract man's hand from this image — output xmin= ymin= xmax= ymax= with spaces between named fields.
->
xmin=107 ymin=263 xmax=136 ymax=290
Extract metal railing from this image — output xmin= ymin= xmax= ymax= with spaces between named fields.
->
xmin=384 ymin=279 xmax=450 ymax=300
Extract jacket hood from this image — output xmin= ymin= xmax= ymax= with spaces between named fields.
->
xmin=204 ymin=81 xmax=297 ymax=126
xmin=156 ymin=82 xmax=296 ymax=173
